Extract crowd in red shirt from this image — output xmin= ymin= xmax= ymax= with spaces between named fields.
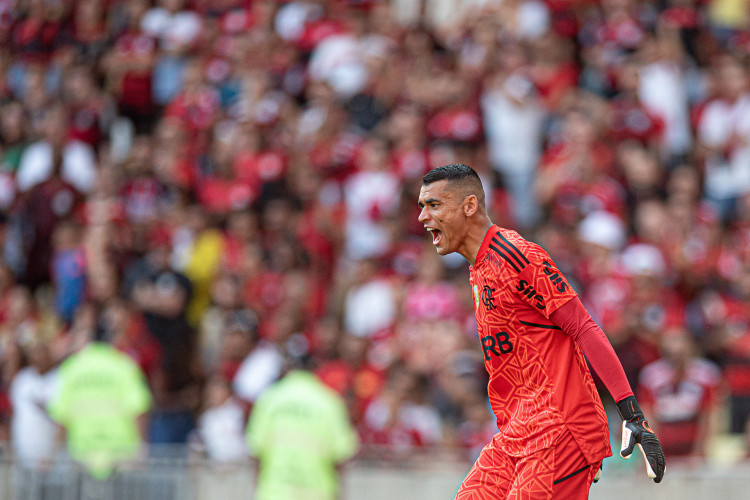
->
xmin=0 ymin=0 xmax=747 ymax=465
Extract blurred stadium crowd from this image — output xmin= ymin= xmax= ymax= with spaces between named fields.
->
xmin=0 ymin=0 xmax=749 ymax=473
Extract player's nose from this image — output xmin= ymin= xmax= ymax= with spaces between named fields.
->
xmin=418 ymin=207 xmax=429 ymax=223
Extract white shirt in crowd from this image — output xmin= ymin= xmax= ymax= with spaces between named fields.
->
xmin=141 ymin=6 xmax=203 ymax=52
xmin=344 ymin=278 xmax=396 ymax=338
xmin=16 ymin=140 xmax=97 ymax=193
xmin=232 ymin=341 xmax=283 ymax=404
xmin=9 ymin=366 xmax=59 ymax=466
xmin=343 ymin=169 xmax=400 ymax=260
xmin=481 ymin=73 xmax=545 ymax=176
xmin=697 ymin=94 xmax=750 ymax=201
xmin=364 ymin=397 xmax=443 ymax=447
xmin=639 ymin=61 xmax=692 ymax=157
xmin=197 ymin=398 xmax=248 ymax=463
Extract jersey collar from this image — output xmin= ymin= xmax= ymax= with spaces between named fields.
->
xmin=471 ymin=224 xmax=500 ymax=270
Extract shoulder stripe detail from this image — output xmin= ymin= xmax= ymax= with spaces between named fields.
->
xmin=519 ymin=320 xmax=561 ymax=330
xmin=491 ymin=237 xmax=526 ymax=270
xmin=489 ymin=244 xmax=521 ymax=273
xmin=495 ymin=233 xmax=530 ymax=265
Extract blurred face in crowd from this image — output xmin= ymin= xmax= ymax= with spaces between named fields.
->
xmin=101 ymin=299 xmax=131 ymax=345
xmin=6 ymin=286 xmax=33 ymax=325
xmin=416 ymin=250 xmax=444 ymax=285
xmin=634 ymin=200 xmax=668 ymax=244
xmin=205 ymin=377 xmax=232 ymax=408
xmin=160 ymin=0 xmax=185 ymax=14
xmin=147 ymin=240 xmax=172 ymax=270
xmin=719 ymin=58 xmax=747 ymax=101
xmin=667 ymin=166 xmax=700 ymax=205
xmin=125 ymin=0 xmax=149 ymax=26
xmin=53 ymin=220 xmax=82 ymax=250
xmin=339 ymin=333 xmax=368 ymax=366
xmin=418 ymin=180 xmax=477 ymax=256
xmin=75 ymin=0 xmax=104 ymax=26
xmin=43 ymin=106 xmax=69 ymax=147
xmin=210 ymin=274 xmax=241 ymax=309
xmin=0 ymin=101 xmax=25 ymax=143
xmin=27 ymin=343 xmax=54 ymax=373
xmin=660 ymin=329 xmax=692 ymax=368
xmin=616 ymin=62 xmax=640 ymax=94
xmin=63 ymin=66 xmax=95 ymax=104
xmin=222 ymin=327 xmax=255 ymax=360
xmin=358 ymin=138 xmax=389 ymax=171
xmin=388 ymin=104 xmax=424 ymax=145
xmin=563 ymin=110 xmax=596 ymax=147
xmin=620 ymin=144 xmax=661 ymax=193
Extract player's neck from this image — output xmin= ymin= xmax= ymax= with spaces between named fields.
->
xmin=459 ymin=218 xmax=494 ymax=266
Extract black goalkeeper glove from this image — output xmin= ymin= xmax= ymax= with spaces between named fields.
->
xmin=616 ymin=396 xmax=666 ymax=483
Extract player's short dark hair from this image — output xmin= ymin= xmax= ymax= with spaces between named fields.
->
xmin=422 ymin=163 xmax=481 ymax=186
xmin=422 ymin=163 xmax=485 ymax=206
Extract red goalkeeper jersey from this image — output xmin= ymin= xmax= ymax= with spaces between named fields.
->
xmin=469 ymin=225 xmax=611 ymax=464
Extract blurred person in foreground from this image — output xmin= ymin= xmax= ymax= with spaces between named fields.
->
xmin=48 ymin=309 xmax=151 ymax=480
xmin=245 ymin=353 xmax=358 ymax=500
xmin=9 ymin=340 xmax=61 ymax=499
xmin=417 ymin=164 xmax=665 ymax=499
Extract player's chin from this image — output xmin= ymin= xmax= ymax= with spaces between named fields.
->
xmin=434 ymin=244 xmax=451 ymax=256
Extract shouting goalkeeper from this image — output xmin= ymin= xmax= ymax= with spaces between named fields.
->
xmin=418 ymin=164 xmax=665 ymax=499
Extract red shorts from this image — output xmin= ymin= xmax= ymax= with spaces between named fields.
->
xmin=456 ymin=429 xmax=602 ymax=500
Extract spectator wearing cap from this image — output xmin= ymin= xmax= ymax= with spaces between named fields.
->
xmin=575 ymin=211 xmax=630 ymax=343
xmin=614 ymin=243 xmax=675 ymax=388
xmin=576 ymin=210 xmax=627 ymax=289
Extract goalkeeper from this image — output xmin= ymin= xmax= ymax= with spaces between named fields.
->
xmin=418 ymin=164 xmax=665 ymax=499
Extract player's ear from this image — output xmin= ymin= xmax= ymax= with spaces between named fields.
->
xmin=464 ymin=195 xmax=478 ymax=217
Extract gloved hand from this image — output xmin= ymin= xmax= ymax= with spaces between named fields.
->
xmin=616 ymin=396 xmax=666 ymax=483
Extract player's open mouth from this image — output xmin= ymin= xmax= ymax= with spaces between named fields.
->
xmin=427 ymin=228 xmax=442 ymax=245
